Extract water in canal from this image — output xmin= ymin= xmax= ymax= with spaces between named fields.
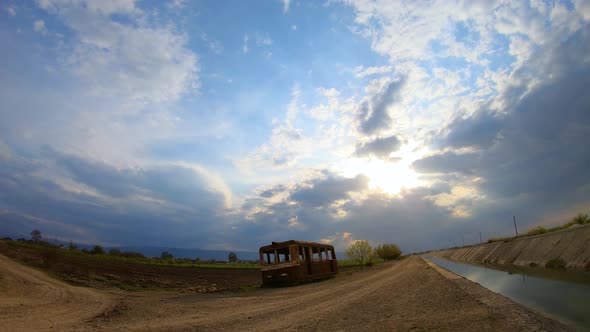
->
xmin=426 ymin=257 xmax=590 ymax=330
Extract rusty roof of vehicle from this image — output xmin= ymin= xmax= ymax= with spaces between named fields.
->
xmin=259 ymin=240 xmax=334 ymax=252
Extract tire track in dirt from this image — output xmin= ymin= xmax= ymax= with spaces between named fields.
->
xmin=0 ymin=254 xmax=568 ymax=331
xmin=0 ymin=254 xmax=115 ymax=332
xmin=105 ymin=257 xmax=568 ymax=331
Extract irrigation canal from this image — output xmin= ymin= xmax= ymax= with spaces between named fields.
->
xmin=425 ymin=257 xmax=590 ymax=330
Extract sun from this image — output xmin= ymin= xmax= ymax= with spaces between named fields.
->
xmin=337 ymin=144 xmax=424 ymax=194
xmin=367 ymin=159 xmax=422 ymax=193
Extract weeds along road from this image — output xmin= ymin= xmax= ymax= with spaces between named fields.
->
xmin=0 ymin=254 xmax=570 ymax=331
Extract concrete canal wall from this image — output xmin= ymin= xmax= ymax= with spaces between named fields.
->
xmin=429 ymin=224 xmax=590 ymax=269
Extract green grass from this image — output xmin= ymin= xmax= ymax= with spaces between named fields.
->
xmin=338 ymin=258 xmax=387 ymax=267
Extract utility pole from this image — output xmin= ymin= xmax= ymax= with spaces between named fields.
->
xmin=513 ymin=216 xmax=519 ymax=236
xmin=479 ymin=232 xmax=482 ymax=244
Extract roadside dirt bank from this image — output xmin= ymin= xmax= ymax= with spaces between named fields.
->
xmin=0 ymin=254 xmax=116 ymax=331
xmin=428 ymin=224 xmax=590 ymax=269
xmin=0 ymin=254 xmax=569 ymax=331
xmin=0 ymin=240 xmax=260 ymax=292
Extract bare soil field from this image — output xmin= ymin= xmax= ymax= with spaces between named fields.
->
xmin=0 ymin=251 xmax=570 ymax=331
xmin=0 ymin=241 xmax=259 ymax=292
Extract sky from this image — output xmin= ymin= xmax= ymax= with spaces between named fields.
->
xmin=1 ymin=0 xmax=589 ymax=253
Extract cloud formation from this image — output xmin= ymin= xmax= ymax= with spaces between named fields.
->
xmin=39 ymin=0 xmax=198 ymax=103
xmin=1 ymin=0 xmax=589 ymax=254
xmin=357 ymin=78 xmax=405 ymax=135
xmin=355 ymin=135 xmax=401 ymax=159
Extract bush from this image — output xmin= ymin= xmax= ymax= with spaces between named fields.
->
xmin=109 ymin=248 xmax=122 ymax=256
xmin=121 ymin=251 xmax=145 ymax=259
xmin=545 ymin=258 xmax=567 ymax=270
xmin=91 ymin=245 xmax=105 ymax=255
xmin=526 ymin=226 xmax=547 ymax=236
xmin=374 ymin=243 xmax=402 ymax=260
xmin=160 ymin=251 xmax=174 ymax=260
xmin=573 ymin=213 xmax=589 ymax=225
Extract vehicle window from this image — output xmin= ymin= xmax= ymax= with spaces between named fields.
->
xmin=277 ymin=247 xmax=290 ymax=263
xmin=299 ymin=246 xmax=305 ymax=261
xmin=264 ymin=251 xmax=276 ymax=264
xmin=327 ymin=249 xmax=333 ymax=260
xmin=312 ymin=247 xmax=320 ymax=261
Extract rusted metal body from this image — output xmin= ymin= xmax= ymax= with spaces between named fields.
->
xmin=259 ymin=240 xmax=338 ymax=286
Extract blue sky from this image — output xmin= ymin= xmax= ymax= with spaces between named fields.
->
xmin=1 ymin=0 xmax=589 ymax=252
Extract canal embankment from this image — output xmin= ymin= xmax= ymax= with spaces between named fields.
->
xmin=428 ymin=224 xmax=590 ymax=270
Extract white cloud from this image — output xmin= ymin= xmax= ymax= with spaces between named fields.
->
xmin=243 ymin=33 xmax=249 ymax=53
xmin=39 ymin=0 xmax=198 ymax=104
xmin=341 ymin=0 xmax=590 ymax=142
xmin=38 ymin=0 xmax=137 ymax=15
xmin=168 ymin=0 xmax=187 ymax=9
xmin=201 ymin=33 xmax=223 ymax=54
xmin=281 ymin=0 xmax=290 ymax=13
xmin=574 ymin=0 xmax=590 ymax=20
xmin=7 ymin=5 xmax=16 ymax=16
xmin=33 ymin=20 xmax=47 ymax=34
xmin=172 ymin=161 xmax=233 ymax=209
xmin=354 ymin=65 xmax=392 ymax=78
xmin=255 ymin=33 xmax=273 ymax=46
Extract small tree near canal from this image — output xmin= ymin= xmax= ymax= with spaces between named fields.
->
xmin=346 ymin=240 xmax=373 ymax=266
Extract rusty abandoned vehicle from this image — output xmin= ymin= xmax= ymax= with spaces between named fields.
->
xmin=259 ymin=240 xmax=339 ymax=286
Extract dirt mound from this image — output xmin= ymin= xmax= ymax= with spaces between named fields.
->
xmin=0 ymin=254 xmax=115 ymax=331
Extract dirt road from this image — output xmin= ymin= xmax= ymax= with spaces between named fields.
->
xmin=0 ymin=254 xmax=115 ymax=331
xmin=0 ymin=254 xmax=569 ymax=331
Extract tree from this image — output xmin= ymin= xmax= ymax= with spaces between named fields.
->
xmin=573 ymin=213 xmax=589 ymax=225
xmin=228 ymin=252 xmax=238 ymax=263
xmin=91 ymin=245 xmax=105 ymax=255
xmin=30 ymin=229 xmax=42 ymax=242
xmin=160 ymin=251 xmax=174 ymax=260
xmin=68 ymin=240 xmax=78 ymax=250
xmin=109 ymin=248 xmax=122 ymax=256
xmin=374 ymin=243 xmax=402 ymax=261
xmin=345 ymin=240 xmax=373 ymax=266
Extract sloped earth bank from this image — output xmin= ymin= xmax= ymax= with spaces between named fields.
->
xmin=0 ymin=254 xmax=115 ymax=331
xmin=0 ymin=255 xmax=569 ymax=331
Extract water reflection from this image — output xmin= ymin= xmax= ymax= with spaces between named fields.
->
xmin=426 ymin=257 xmax=590 ymax=330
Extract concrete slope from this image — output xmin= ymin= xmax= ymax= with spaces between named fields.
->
xmin=429 ymin=224 xmax=590 ymax=269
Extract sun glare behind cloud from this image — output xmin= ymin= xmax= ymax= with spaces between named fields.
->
xmin=338 ymin=144 xmax=424 ymax=194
